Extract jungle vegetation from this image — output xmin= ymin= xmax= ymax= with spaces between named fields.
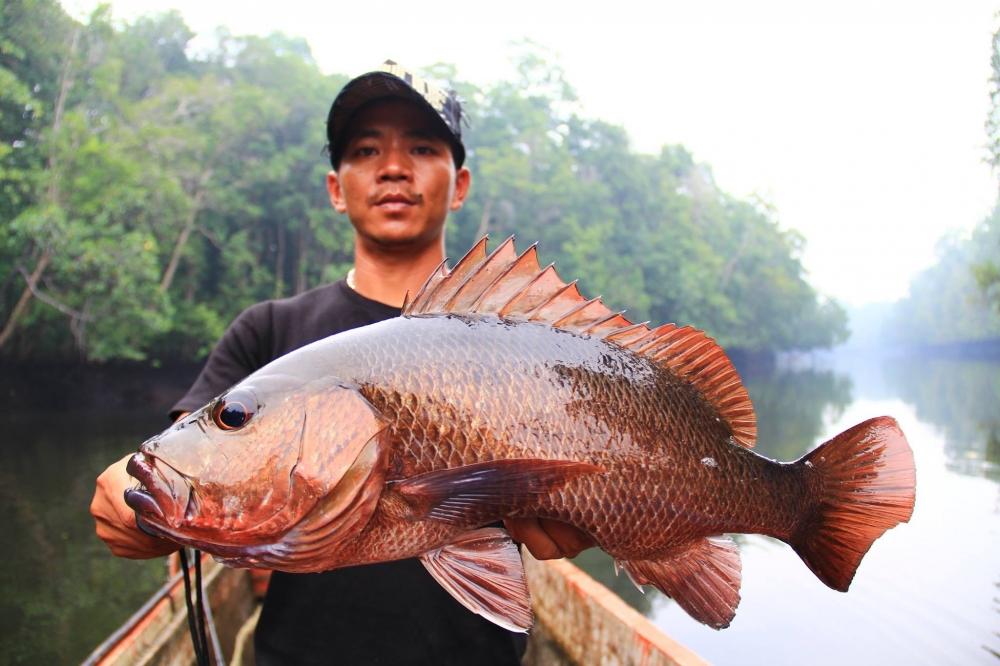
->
xmin=4 ymin=1 xmax=852 ymax=362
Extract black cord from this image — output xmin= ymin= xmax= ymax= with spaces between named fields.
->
xmin=195 ymin=551 xmax=210 ymax=660
xmin=180 ymin=549 xmax=210 ymax=666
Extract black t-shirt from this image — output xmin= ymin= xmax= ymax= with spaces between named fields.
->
xmin=171 ymin=280 xmax=527 ymax=666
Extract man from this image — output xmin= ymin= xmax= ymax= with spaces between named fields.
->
xmin=91 ymin=61 xmax=592 ymax=664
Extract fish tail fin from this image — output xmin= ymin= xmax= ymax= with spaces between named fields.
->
xmin=791 ymin=416 xmax=915 ymax=592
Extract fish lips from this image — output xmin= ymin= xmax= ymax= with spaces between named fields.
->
xmin=124 ymin=452 xmax=192 ymax=528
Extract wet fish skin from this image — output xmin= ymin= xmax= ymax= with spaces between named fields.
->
xmin=124 ymin=237 xmax=915 ymax=632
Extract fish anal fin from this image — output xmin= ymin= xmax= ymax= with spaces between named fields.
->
xmin=420 ymin=527 xmax=532 ymax=632
xmin=391 ymin=458 xmax=604 ymax=526
xmin=622 ymin=536 xmax=741 ymax=630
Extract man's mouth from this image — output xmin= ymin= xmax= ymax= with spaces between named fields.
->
xmin=372 ymin=191 xmax=421 ymax=208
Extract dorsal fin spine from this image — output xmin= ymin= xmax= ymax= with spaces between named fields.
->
xmin=403 ymin=237 xmax=757 ymax=449
xmin=582 ymin=310 xmax=627 ymax=335
xmin=634 ymin=325 xmax=680 ymax=354
xmin=406 ymin=259 xmax=449 ymax=316
xmin=604 ymin=322 xmax=650 ymax=343
xmin=443 ymin=236 xmax=516 ymax=311
xmin=471 ymin=243 xmax=538 ymax=313
xmin=422 ymin=237 xmax=488 ymax=312
xmin=499 ymin=263 xmax=556 ymax=317
xmin=553 ymin=296 xmax=603 ymax=328
xmin=526 ymin=279 xmax=579 ymax=321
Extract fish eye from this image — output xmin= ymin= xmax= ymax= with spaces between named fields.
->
xmin=211 ymin=389 xmax=257 ymax=431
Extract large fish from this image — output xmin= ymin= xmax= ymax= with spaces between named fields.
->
xmin=125 ymin=237 xmax=915 ymax=631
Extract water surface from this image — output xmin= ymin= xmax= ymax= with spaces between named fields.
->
xmin=1 ymin=352 xmax=997 ymax=664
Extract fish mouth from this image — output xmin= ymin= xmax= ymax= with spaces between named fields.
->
xmin=125 ymin=452 xmax=192 ymax=528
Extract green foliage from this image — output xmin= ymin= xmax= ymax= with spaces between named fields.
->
xmin=0 ymin=4 xmax=845 ymax=361
xmin=885 ymin=205 xmax=1000 ymax=346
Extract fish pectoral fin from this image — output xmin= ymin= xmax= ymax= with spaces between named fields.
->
xmin=621 ymin=535 xmax=742 ymax=630
xmin=419 ymin=527 xmax=532 ymax=633
xmin=391 ymin=458 xmax=604 ymax=525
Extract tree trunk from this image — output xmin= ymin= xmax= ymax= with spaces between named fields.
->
xmin=159 ymin=177 xmax=209 ymax=293
xmin=0 ymin=250 xmax=51 ymax=349
xmin=0 ymin=27 xmax=79 ymax=351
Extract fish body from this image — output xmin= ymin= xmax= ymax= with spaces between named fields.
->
xmin=126 ymin=237 xmax=915 ymax=631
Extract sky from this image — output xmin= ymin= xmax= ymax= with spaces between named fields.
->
xmin=65 ymin=0 xmax=999 ymax=307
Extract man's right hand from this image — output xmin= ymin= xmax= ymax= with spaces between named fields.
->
xmin=90 ymin=453 xmax=177 ymax=559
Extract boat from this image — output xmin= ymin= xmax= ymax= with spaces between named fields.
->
xmin=83 ymin=552 xmax=706 ymax=666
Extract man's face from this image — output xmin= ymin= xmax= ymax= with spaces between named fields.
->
xmin=327 ymin=99 xmax=471 ymax=249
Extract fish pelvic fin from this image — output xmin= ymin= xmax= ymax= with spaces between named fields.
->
xmin=792 ymin=416 xmax=916 ymax=592
xmin=390 ymin=458 xmax=604 ymax=526
xmin=420 ymin=527 xmax=532 ymax=633
xmin=621 ymin=535 xmax=742 ymax=630
xmin=403 ymin=236 xmax=756 ymax=448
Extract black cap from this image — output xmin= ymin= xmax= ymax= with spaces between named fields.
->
xmin=326 ymin=60 xmax=465 ymax=169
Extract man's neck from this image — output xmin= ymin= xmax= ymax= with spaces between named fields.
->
xmin=350 ymin=235 xmax=446 ymax=308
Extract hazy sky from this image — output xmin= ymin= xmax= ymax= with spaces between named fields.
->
xmin=65 ymin=0 xmax=998 ymax=306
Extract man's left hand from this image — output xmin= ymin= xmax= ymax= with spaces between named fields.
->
xmin=503 ymin=517 xmax=595 ymax=560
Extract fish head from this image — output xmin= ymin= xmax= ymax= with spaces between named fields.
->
xmin=124 ymin=373 xmax=389 ymax=559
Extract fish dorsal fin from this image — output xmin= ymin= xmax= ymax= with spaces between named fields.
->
xmin=404 ymin=237 xmax=756 ymax=448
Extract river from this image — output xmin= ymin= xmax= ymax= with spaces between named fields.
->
xmin=0 ymin=350 xmax=997 ymax=664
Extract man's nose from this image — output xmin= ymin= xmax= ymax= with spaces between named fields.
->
xmin=376 ymin=147 xmax=413 ymax=181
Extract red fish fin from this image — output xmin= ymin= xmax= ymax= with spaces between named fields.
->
xmin=392 ymin=458 xmax=603 ymax=525
xmin=405 ymin=237 xmax=489 ymax=314
xmin=403 ymin=238 xmax=755 ymax=447
xmin=628 ymin=324 xmax=756 ymax=448
xmin=792 ymin=416 xmax=915 ymax=592
xmin=420 ymin=527 xmax=532 ymax=632
xmin=621 ymin=536 xmax=741 ymax=629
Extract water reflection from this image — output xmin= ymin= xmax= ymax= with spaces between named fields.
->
xmin=880 ymin=355 xmax=1000 ymax=480
xmin=0 ymin=411 xmax=164 ymax=665
xmin=743 ymin=365 xmax=853 ymax=461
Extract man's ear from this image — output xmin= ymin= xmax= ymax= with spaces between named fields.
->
xmin=450 ymin=167 xmax=471 ymax=211
xmin=327 ymin=171 xmax=348 ymax=214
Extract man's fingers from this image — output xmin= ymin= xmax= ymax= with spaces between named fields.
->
xmin=91 ymin=453 xmax=176 ymax=559
xmin=505 ymin=518 xmax=561 ymax=560
xmin=538 ymin=518 xmax=595 ymax=558
xmin=504 ymin=517 xmax=595 ymax=560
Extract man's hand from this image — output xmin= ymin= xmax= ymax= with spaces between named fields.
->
xmin=504 ymin=517 xmax=595 ymax=560
xmin=90 ymin=454 xmax=177 ymax=559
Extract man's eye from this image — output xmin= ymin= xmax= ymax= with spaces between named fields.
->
xmin=355 ymin=146 xmax=377 ymax=157
xmin=413 ymin=145 xmax=436 ymax=155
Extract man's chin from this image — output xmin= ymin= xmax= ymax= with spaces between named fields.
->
xmin=357 ymin=223 xmax=442 ymax=250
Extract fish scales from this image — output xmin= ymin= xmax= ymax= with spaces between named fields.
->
xmin=124 ymin=236 xmax=915 ymax=632
xmin=297 ymin=313 xmax=804 ymax=562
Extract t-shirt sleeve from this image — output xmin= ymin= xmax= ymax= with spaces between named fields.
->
xmin=168 ymin=303 xmax=272 ymax=420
